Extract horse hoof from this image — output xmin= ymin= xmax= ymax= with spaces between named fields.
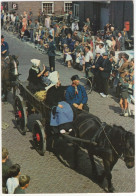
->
xmin=97 ymin=174 xmax=104 ymax=183
xmin=92 ymin=172 xmax=98 ymax=181
xmin=2 ymin=98 xmax=7 ymax=103
xmin=108 ymin=186 xmax=115 ymax=193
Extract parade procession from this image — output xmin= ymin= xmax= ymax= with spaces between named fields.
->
xmin=1 ymin=1 xmax=135 ymax=194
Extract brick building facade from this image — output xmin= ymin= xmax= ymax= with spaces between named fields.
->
xmin=7 ymin=1 xmax=72 ymax=16
xmin=4 ymin=1 xmax=134 ymax=37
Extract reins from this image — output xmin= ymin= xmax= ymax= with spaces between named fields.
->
xmin=64 ymin=109 xmax=134 ymax=162
xmin=101 ymin=125 xmax=124 ymax=161
xmin=82 ymin=110 xmax=126 ymax=161
xmin=74 ymin=109 xmax=125 ymax=161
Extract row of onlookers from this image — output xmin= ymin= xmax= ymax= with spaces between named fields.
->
xmin=2 ymin=147 xmax=30 ymax=194
xmin=1 ymin=8 xmax=134 ymax=117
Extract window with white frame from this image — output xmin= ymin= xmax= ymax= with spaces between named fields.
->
xmin=74 ymin=4 xmax=79 ymax=18
xmin=64 ymin=2 xmax=72 ymax=13
xmin=42 ymin=2 xmax=54 ymax=14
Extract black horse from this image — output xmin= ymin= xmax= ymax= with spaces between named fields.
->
xmin=72 ymin=110 xmax=134 ymax=192
xmin=1 ymin=55 xmax=19 ymax=101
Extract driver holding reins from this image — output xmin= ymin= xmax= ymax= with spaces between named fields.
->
xmin=65 ymin=75 xmax=89 ymax=111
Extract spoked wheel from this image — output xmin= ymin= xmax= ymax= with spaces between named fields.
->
xmin=14 ymin=95 xmax=27 ymax=135
xmin=32 ymin=120 xmax=46 ymax=156
xmin=79 ymin=77 xmax=92 ymax=94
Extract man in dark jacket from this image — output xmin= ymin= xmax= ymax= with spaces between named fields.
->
xmin=117 ymin=32 xmax=125 ymax=51
xmin=45 ymin=35 xmax=56 ymax=72
xmin=99 ymin=52 xmax=112 ymax=97
xmin=91 ymin=49 xmax=104 ymax=92
xmin=67 ymin=11 xmax=73 ymax=26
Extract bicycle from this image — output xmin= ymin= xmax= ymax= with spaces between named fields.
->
xmin=79 ymin=76 xmax=93 ymax=95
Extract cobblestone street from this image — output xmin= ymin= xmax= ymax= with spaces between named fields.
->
xmin=2 ymin=30 xmax=135 ymax=194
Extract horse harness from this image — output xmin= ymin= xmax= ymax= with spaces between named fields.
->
xmin=3 ymin=56 xmax=19 ymax=81
xmin=120 ymin=133 xmax=134 ymax=161
xmin=91 ymin=122 xmax=134 ymax=162
xmin=62 ymin=119 xmax=132 ymax=162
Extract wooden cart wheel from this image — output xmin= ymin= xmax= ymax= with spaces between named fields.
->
xmin=14 ymin=95 xmax=27 ymax=135
xmin=32 ymin=120 xmax=46 ymax=156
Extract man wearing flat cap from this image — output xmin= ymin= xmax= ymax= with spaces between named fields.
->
xmin=99 ymin=53 xmax=112 ymax=97
xmin=45 ymin=35 xmax=56 ymax=72
xmin=65 ymin=75 xmax=89 ymax=111
xmin=1 ymin=35 xmax=9 ymax=57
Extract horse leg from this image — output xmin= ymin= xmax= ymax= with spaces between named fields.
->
xmin=2 ymin=83 xmax=8 ymax=101
xmin=99 ymin=158 xmax=118 ymax=189
xmin=73 ymin=143 xmax=79 ymax=169
xmin=110 ymin=157 xmax=118 ymax=171
xmin=103 ymin=160 xmax=114 ymax=192
xmin=88 ymin=152 xmax=98 ymax=180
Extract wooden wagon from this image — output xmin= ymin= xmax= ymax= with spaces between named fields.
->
xmin=14 ymin=80 xmax=93 ymax=156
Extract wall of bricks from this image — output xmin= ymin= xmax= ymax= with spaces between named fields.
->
xmin=8 ymin=1 xmax=65 ymax=16
xmin=54 ymin=1 xmax=64 ymax=15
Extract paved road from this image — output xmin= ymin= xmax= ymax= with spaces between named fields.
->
xmin=2 ymin=30 xmax=135 ymax=194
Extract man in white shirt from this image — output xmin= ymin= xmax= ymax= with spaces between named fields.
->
xmin=99 ymin=43 xmax=106 ymax=56
xmin=85 ymin=46 xmax=93 ymax=77
xmin=45 ymin=15 xmax=50 ymax=29
xmin=71 ymin=20 xmax=79 ymax=32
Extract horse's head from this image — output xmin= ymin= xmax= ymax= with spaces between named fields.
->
xmin=9 ymin=55 xmax=19 ymax=67
xmin=4 ymin=55 xmax=19 ymax=66
xmin=123 ymin=131 xmax=135 ymax=169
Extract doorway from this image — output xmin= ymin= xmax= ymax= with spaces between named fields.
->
xmin=100 ymin=7 xmax=109 ymax=30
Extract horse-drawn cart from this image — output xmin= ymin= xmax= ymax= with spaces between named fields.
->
xmin=14 ymin=80 xmax=93 ymax=156
xmin=14 ymin=79 xmax=93 ymax=156
xmin=14 ymin=80 xmax=134 ymax=192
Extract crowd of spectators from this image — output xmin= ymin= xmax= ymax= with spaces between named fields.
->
xmin=1 ymin=8 xmax=134 ymax=117
xmin=2 ymin=147 xmax=30 ymax=194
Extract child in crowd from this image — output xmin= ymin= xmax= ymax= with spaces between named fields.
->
xmin=14 ymin=175 xmax=30 ymax=194
xmin=65 ymin=47 xmax=72 ymax=68
xmin=79 ymin=51 xmax=85 ymax=72
xmin=119 ymin=71 xmax=129 ymax=116
xmin=75 ymin=49 xmax=81 ymax=67
xmin=62 ymin=44 xmax=68 ymax=65
xmin=35 ymin=31 xmax=40 ymax=45
xmin=41 ymin=69 xmax=51 ymax=86
xmin=6 ymin=163 xmax=21 ymax=194
xmin=2 ymin=147 xmax=10 ymax=192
